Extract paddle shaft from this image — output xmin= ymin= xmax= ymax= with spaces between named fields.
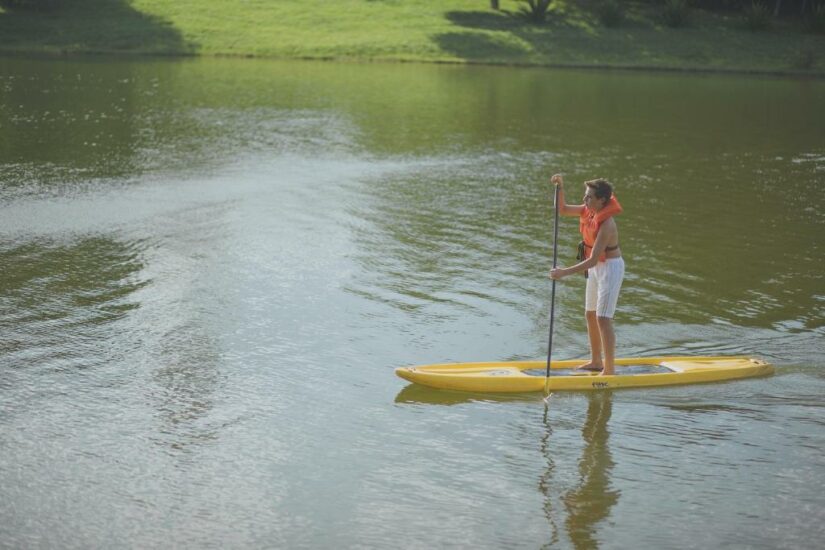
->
xmin=544 ymin=184 xmax=560 ymax=389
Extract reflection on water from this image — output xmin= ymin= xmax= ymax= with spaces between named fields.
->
xmin=394 ymin=383 xmax=543 ymax=406
xmin=541 ymin=393 xmax=618 ymax=549
xmin=538 ymin=404 xmax=561 ymax=548
xmin=150 ymin=322 xmax=222 ymax=453
xmin=563 ymin=393 xmax=618 ymax=549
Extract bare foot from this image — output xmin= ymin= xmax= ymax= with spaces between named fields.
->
xmin=576 ymin=362 xmax=603 ymax=372
xmin=598 ymin=368 xmax=615 ymax=376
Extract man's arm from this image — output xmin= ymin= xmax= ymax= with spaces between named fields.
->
xmin=551 ymin=174 xmax=585 ymax=217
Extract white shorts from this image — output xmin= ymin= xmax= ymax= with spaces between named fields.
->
xmin=585 ymin=257 xmax=625 ymax=318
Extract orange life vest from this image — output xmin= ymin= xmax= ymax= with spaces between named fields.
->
xmin=579 ymin=195 xmax=622 ymax=262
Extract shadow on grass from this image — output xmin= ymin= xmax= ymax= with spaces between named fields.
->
xmin=435 ymin=31 xmax=532 ymax=60
xmin=435 ymin=9 xmax=602 ymax=64
xmin=0 ymin=0 xmax=197 ymax=55
xmin=444 ymin=9 xmax=522 ymax=31
xmin=435 ymin=7 xmax=825 ymax=72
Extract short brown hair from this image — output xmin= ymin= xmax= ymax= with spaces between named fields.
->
xmin=586 ymin=179 xmax=613 ymax=202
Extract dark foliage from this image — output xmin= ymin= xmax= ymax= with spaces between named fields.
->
xmin=0 ymin=0 xmax=65 ymax=10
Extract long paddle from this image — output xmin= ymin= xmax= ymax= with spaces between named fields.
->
xmin=544 ymin=183 xmax=560 ymax=398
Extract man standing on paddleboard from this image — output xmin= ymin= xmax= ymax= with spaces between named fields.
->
xmin=549 ymin=174 xmax=624 ymax=376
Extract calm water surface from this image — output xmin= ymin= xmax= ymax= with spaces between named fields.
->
xmin=1 ymin=56 xmax=824 ymax=549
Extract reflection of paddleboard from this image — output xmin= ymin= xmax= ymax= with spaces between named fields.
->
xmin=395 ymin=356 xmax=773 ymax=393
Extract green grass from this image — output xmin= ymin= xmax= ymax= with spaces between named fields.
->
xmin=0 ymin=0 xmax=823 ymax=75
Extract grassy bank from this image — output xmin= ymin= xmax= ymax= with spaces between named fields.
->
xmin=1 ymin=0 xmax=823 ymax=75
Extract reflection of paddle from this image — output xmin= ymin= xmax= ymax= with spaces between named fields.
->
xmin=544 ymin=183 xmax=561 ymax=399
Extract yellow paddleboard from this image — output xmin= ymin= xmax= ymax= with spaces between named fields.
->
xmin=395 ymin=356 xmax=773 ymax=393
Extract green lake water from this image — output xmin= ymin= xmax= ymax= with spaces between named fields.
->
xmin=1 ymin=56 xmax=824 ymax=548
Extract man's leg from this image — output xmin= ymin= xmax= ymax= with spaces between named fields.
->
xmin=595 ymin=258 xmax=623 ymax=376
xmin=577 ymin=310 xmax=603 ymax=370
xmin=578 ymin=271 xmax=603 ymax=371
xmin=597 ymin=316 xmax=615 ymax=375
